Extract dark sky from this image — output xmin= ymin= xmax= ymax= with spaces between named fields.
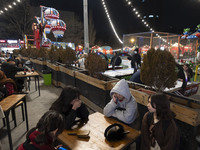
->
xmin=35 ymin=0 xmax=200 ymax=47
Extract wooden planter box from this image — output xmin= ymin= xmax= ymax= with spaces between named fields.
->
xmin=74 ymin=70 xmax=119 ymax=108
xmin=58 ymin=65 xmax=78 ymax=88
xmin=30 ymin=58 xmax=47 ymax=75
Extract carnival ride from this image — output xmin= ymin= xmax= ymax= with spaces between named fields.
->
xmin=24 ymin=6 xmax=66 ymax=49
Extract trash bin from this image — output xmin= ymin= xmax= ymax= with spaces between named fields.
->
xmin=42 ymin=70 xmax=52 ymax=85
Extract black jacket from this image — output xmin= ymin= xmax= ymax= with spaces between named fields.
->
xmin=1 ymin=62 xmax=24 ymax=79
xmin=64 ymin=103 xmax=89 ymax=129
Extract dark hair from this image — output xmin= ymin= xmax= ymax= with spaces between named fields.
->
xmin=134 ymin=48 xmax=139 ymax=53
xmin=49 ymin=85 xmax=80 ymax=114
xmin=150 ymin=93 xmax=175 ymax=120
xmin=26 ymin=110 xmax=64 ymax=145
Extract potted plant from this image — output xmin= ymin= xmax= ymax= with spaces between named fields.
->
xmin=75 ymin=53 xmax=119 ymax=108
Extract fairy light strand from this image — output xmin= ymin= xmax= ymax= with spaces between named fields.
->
xmin=0 ymin=0 xmax=21 ymax=15
xmin=101 ymin=0 xmax=123 ymax=44
xmin=124 ymin=0 xmax=170 ymax=45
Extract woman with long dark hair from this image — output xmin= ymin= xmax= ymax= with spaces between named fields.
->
xmin=49 ymin=86 xmax=89 ymax=129
xmin=140 ymin=93 xmax=180 ymax=150
xmin=17 ymin=110 xmax=65 ymax=150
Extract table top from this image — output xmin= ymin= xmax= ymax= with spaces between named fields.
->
xmin=15 ymin=71 xmax=39 ymax=78
xmin=0 ymin=94 xmax=26 ymax=112
xmin=164 ymin=80 xmax=200 ymax=92
xmin=103 ymin=68 xmax=134 ymax=77
xmin=58 ymin=112 xmax=141 ymax=150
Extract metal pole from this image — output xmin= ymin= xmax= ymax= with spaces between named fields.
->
xmin=83 ymin=0 xmax=89 ymax=53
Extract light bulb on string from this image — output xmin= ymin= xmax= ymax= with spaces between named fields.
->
xmin=101 ymin=0 xmax=123 ymax=44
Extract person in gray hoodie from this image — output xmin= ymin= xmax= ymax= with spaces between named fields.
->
xmin=103 ymin=79 xmax=138 ymax=125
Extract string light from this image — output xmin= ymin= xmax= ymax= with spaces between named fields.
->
xmin=124 ymin=0 xmax=170 ymax=46
xmin=101 ymin=0 xmax=123 ymax=44
xmin=0 ymin=0 xmax=21 ymax=15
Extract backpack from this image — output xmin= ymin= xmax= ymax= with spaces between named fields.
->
xmin=0 ymin=86 xmax=8 ymax=101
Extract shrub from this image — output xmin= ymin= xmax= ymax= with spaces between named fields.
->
xmin=141 ymin=48 xmax=177 ymax=91
xmin=85 ymin=53 xmax=107 ymax=77
xmin=57 ymin=46 xmax=76 ymax=67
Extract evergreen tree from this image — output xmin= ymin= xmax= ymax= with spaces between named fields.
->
xmin=141 ymin=48 xmax=177 ymax=91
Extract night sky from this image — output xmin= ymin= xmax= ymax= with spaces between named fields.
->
xmin=33 ymin=0 xmax=200 ymax=46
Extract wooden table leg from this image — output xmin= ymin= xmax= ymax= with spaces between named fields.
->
xmin=5 ymin=111 xmax=13 ymax=150
xmin=23 ymin=97 xmax=29 ymax=131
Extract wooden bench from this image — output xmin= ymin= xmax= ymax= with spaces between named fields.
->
xmin=0 ymin=94 xmax=29 ymax=150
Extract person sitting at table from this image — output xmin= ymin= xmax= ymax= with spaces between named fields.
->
xmin=129 ymin=69 xmax=144 ymax=85
xmin=103 ymin=79 xmax=138 ymax=127
xmin=1 ymin=58 xmax=24 ymax=92
xmin=17 ymin=110 xmax=64 ymax=150
xmin=49 ymin=86 xmax=89 ymax=129
xmin=15 ymin=57 xmax=32 ymax=92
xmin=17 ymin=110 xmax=65 ymax=150
xmin=176 ymin=63 xmax=193 ymax=94
xmin=140 ymin=93 xmax=180 ymax=150
xmin=0 ymin=70 xmax=17 ymax=96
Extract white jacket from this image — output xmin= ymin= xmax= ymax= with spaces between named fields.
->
xmin=103 ymin=79 xmax=138 ymax=124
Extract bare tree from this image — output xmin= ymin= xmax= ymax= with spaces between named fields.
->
xmin=0 ymin=0 xmax=34 ymax=39
xmin=58 ymin=10 xmax=84 ymax=45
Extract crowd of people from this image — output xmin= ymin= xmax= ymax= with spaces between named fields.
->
xmin=12 ymin=79 xmax=179 ymax=150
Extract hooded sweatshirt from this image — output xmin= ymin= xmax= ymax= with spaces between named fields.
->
xmin=103 ymin=79 xmax=138 ymax=124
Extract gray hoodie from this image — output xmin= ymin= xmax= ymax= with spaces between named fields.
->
xmin=103 ymin=79 xmax=138 ymax=124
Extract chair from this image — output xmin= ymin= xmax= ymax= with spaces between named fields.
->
xmin=11 ymin=100 xmax=24 ymax=127
xmin=0 ymin=105 xmax=5 ymax=127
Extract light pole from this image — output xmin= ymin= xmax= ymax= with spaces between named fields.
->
xmin=83 ymin=0 xmax=89 ymax=53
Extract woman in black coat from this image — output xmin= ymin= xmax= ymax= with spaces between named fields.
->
xmin=49 ymin=86 xmax=89 ymax=129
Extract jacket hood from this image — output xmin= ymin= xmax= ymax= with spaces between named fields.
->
xmin=110 ymin=79 xmax=131 ymax=100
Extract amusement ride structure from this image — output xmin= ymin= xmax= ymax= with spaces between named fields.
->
xmin=24 ymin=6 xmax=66 ymax=49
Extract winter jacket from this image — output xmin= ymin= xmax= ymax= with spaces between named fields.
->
xmin=17 ymin=130 xmax=55 ymax=150
xmin=1 ymin=62 xmax=24 ymax=79
xmin=103 ymin=79 xmax=138 ymax=124
xmin=63 ymin=103 xmax=89 ymax=129
xmin=141 ymin=112 xmax=180 ymax=150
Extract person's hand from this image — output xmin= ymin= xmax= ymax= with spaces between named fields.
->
xmin=112 ymin=94 xmax=118 ymax=104
xmin=72 ymin=100 xmax=81 ymax=110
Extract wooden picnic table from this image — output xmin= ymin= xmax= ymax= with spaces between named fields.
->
xmin=58 ymin=112 xmax=141 ymax=150
xmin=15 ymin=71 xmax=40 ymax=96
xmin=0 ymin=94 xmax=28 ymax=150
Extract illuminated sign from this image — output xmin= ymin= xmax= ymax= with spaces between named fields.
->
xmin=7 ymin=40 xmax=18 ymax=44
xmin=0 ymin=40 xmax=6 ymax=43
